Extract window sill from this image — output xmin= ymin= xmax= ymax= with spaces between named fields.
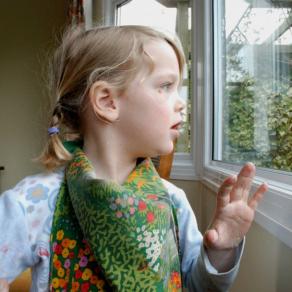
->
xmin=170 ymin=153 xmax=200 ymax=180
xmin=201 ymin=163 xmax=292 ymax=249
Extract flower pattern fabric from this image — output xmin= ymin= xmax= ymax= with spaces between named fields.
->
xmin=49 ymin=148 xmax=182 ymax=291
xmin=26 ymin=184 xmax=49 ymax=203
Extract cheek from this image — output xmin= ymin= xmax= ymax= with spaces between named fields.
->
xmin=155 ymin=93 xmax=175 ymax=118
xmin=153 ymin=101 xmax=172 ymax=126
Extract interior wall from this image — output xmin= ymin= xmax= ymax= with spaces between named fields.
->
xmin=172 ymin=179 xmax=292 ymax=292
xmin=170 ymin=179 xmax=203 ymax=229
xmin=0 ymin=0 xmax=69 ymax=191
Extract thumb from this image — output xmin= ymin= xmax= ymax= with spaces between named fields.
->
xmin=204 ymin=229 xmax=219 ymax=249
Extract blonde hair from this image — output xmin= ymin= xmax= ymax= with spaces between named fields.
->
xmin=38 ymin=25 xmax=185 ymax=171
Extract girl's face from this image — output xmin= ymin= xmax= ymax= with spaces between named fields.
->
xmin=117 ymin=39 xmax=185 ymax=158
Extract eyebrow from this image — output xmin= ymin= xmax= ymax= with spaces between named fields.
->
xmin=155 ymin=72 xmax=179 ymax=80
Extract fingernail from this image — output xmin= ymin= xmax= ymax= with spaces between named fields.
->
xmin=247 ymin=162 xmax=255 ymax=169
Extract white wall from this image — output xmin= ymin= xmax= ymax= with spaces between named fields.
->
xmin=0 ymin=0 xmax=69 ymax=192
xmin=172 ymin=179 xmax=292 ymax=292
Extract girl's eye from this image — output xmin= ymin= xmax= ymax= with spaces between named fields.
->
xmin=160 ymin=82 xmax=173 ymax=91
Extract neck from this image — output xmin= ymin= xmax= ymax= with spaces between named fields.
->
xmin=83 ymin=135 xmax=138 ymax=185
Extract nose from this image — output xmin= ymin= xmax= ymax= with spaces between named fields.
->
xmin=174 ymin=95 xmax=186 ymax=113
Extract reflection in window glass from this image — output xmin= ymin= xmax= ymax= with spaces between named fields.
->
xmin=117 ymin=0 xmax=192 ymax=153
xmin=213 ymin=0 xmax=292 ymax=171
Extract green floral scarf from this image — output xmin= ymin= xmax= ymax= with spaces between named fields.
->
xmin=49 ymin=145 xmax=182 ymax=291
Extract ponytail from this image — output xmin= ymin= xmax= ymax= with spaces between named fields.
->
xmin=38 ymin=103 xmax=72 ymax=171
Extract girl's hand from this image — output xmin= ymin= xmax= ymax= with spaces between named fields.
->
xmin=204 ymin=162 xmax=268 ymax=250
xmin=0 ymin=279 xmax=9 ymax=292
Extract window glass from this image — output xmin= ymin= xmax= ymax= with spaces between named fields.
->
xmin=116 ymin=0 xmax=192 ymax=153
xmin=213 ymin=0 xmax=292 ymax=172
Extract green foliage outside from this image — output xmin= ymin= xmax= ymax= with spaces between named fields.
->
xmin=222 ymin=48 xmax=292 ymax=172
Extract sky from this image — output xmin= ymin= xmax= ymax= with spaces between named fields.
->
xmin=118 ymin=0 xmax=179 ymax=33
xmin=225 ymin=0 xmax=291 ymax=44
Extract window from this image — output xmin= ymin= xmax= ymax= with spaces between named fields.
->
xmin=202 ymin=0 xmax=292 ymax=248
xmin=213 ymin=0 xmax=292 ymax=174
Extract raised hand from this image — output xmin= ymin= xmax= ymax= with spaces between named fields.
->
xmin=204 ymin=162 xmax=268 ymax=251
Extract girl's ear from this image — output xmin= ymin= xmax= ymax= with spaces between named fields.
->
xmin=88 ymin=81 xmax=120 ymax=124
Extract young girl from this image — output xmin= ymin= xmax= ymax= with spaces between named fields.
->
xmin=0 ymin=25 xmax=267 ymax=292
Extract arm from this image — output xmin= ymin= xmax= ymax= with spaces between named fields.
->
xmin=166 ymin=163 xmax=267 ymax=291
xmin=168 ymin=185 xmax=244 ymax=291
xmin=0 ymin=184 xmax=35 ymax=283
xmin=204 ymin=163 xmax=268 ymax=272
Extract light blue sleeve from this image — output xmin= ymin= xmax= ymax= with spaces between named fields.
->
xmin=166 ymin=181 xmax=244 ymax=292
xmin=0 ymin=181 xmax=36 ymax=283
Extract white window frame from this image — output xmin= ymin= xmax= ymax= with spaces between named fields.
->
xmin=202 ymin=0 xmax=292 ymax=248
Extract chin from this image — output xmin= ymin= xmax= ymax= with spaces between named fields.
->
xmin=156 ymin=142 xmax=174 ymax=156
xmin=139 ymin=140 xmax=174 ymax=158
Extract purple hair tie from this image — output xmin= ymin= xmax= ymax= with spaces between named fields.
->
xmin=48 ymin=127 xmax=59 ymax=136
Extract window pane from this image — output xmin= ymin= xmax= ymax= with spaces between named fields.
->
xmin=213 ymin=0 xmax=292 ymax=172
xmin=117 ymin=0 xmax=192 ymax=153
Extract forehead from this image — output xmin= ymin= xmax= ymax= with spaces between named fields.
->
xmin=143 ymin=40 xmax=180 ymax=77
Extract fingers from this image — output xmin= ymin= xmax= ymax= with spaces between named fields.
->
xmin=230 ymin=162 xmax=255 ymax=202
xmin=217 ymin=163 xmax=267 ymax=210
xmin=217 ymin=175 xmax=237 ymax=208
xmin=0 ymin=279 xmax=9 ymax=292
xmin=248 ymin=183 xmax=268 ymax=210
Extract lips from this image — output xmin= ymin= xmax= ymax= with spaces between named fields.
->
xmin=171 ymin=121 xmax=183 ymax=130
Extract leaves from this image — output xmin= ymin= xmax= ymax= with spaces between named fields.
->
xmin=222 ymin=52 xmax=292 ymax=171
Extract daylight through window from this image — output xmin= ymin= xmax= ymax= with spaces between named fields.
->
xmin=213 ymin=0 xmax=292 ymax=172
